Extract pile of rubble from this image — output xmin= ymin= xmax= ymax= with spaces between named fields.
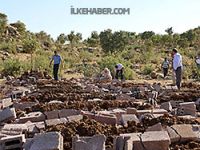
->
xmin=1 ymin=75 xmax=200 ymax=150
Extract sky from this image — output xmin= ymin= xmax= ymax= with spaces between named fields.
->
xmin=0 ymin=0 xmax=200 ymax=39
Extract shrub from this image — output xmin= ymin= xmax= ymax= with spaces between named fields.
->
xmin=2 ymin=58 xmax=21 ymax=76
xmin=142 ymin=64 xmax=154 ymax=75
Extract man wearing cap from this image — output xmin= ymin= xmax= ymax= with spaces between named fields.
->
xmin=172 ymin=48 xmax=183 ymax=90
xmin=115 ymin=63 xmax=124 ymax=80
xmin=49 ymin=51 xmax=62 ymax=80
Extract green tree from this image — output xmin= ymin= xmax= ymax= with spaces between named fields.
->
xmin=99 ymin=29 xmax=129 ymax=53
xmin=0 ymin=13 xmax=7 ymax=36
xmin=22 ymin=38 xmax=38 ymax=70
xmin=86 ymin=31 xmax=100 ymax=47
xmin=139 ymin=31 xmax=155 ymax=40
xmin=165 ymin=27 xmax=173 ymax=35
xmin=56 ymin=33 xmax=68 ymax=45
xmin=35 ymin=31 xmax=53 ymax=50
xmin=67 ymin=31 xmax=82 ymax=48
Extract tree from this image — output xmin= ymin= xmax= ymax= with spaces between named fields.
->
xmin=67 ymin=31 xmax=82 ymax=48
xmin=22 ymin=38 xmax=38 ymax=70
xmin=86 ymin=31 xmax=100 ymax=47
xmin=35 ymin=31 xmax=53 ymax=50
xmin=56 ymin=33 xmax=68 ymax=45
xmin=0 ymin=13 xmax=7 ymax=36
xmin=165 ymin=27 xmax=173 ymax=35
xmin=139 ymin=31 xmax=155 ymax=40
xmin=99 ymin=29 xmax=129 ymax=53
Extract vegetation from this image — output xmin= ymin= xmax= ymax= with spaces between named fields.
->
xmin=0 ymin=12 xmax=200 ymax=80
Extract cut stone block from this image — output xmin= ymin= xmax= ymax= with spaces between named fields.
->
xmin=13 ymin=102 xmax=37 ymax=111
xmin=146 ymin=123 xmax=163 ymax=132
xmin=160 ymin=102 xmax=172 ymax=112
xmin=133 ymin=131 xmax=170 ymax=150
xmin=167 ymin=124 xmax=198 ymax=143
xmin=127 ymin=108 xmax=137 ymax=114
xmin=67 ymin=115 xmax=83 ymax=122
xmin=179 ymin=102 xmax=196 ymax=116
xmin=29 ymin=132 xmax=63 ymax=150
xmin=0 ymin=98 xmax=13 ymax=109
xmin=73 ymin=134 xmax=106 ymax=150
xmin=59 ymin=109 xmax=81 ymax=118
xmin=2 ymin=124 xmax=28 ymax=134
xmin=0 ymin=134 xmax=25 ymax=150
xmin=45 ymin=118 xmax=67 ymax=127
xmin=121 ymin=114 xmax=139 ymax=126
xmin=116 ymin=131 xmax=170 ymax=150
xmin=44 ymin=110 xmax=59 ymax=119
xmin=0 ymin=107 xmax=16 ymax=123
xmin=19 ymin=112 xmax=45 ymax=123
xmin=25 ymin=121 xmax=45 ymax=134
xmin=93 ymin=114 xmax=117 ymax=125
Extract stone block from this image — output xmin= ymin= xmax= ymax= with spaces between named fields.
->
xmin=127 ymin=108 xmax=137 ymax=114
xmin=44 ymin=110 xmax=59 ymax=119
xmin=167 ymin=124 xmax=198 ymax=143
xmin=67 ymin=115 xmax=83 ymax=122
xmin=19 ymin=112 xmax=45 ymax=123
xmin=73 ymin=134 xmax=106 ymax=150
xmin=133 ymin=131 xmax=170 ymax=150
xmin=146 ymin=123 xmax=163 ymax=132
xmin=29 ymin=132 xmax=63 ymax=150
xmin=0 ymin=108 xmax=16 ymax=123
xmin=121 ymin=114 xmax=139 ymax=126
xmin=0 ymin=98 xmax=13 ymax=109
xmin=179 ymin=102 xmax=196 ymax=116
xmin=13 ymin=102 xmax=37 ymax=111
xmin=45 ymin=118 xmax=68 ymax=127
xmin=59 ymin=109 xmax=81 ymax=118
xmin=160 ymin=102 xmax=172 ymax=112
xmin=0 ymin=134 xmax=25 ymax=150
xmin=93 ymin=114 xmax=117 ymax=125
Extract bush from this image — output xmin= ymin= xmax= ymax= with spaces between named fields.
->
xmin=142 ymin=64 xmax=154 ymax=75
xmin=2 ymin=58 xmax=21 ymax=76
xmin=75 ymin=64 xmax=100 ymax=77
xmin=0 ymin=41 xmax=17 ymax=53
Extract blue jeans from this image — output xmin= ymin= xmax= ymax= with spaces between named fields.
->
xmin=53 ymin=64 xmax=59 ymax=80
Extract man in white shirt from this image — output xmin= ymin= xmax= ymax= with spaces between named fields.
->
xmin=115 ymin=63 xmax=124 ymax=80
xmin=172 ymin=48 xmax=183 ymax=90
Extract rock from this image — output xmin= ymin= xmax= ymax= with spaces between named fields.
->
xmin=59 ymin=109 xmax=81 ymax=118
xmin=146 ymin=123 xmax=163 ymax=132
xmin=29 ymin=132 xmax=63 ymax=150
xmin=0 ymin=98 xmax=13 ymax=109
xmin=121 ymin=114 xmax=139 ymax=126
xmin=178 ymin=102 xmax=196 ymax=116
xmin=45 ymin=118 xmax=68 ymax=127
xmin=127 ymin=108 xmax=137 ymax=114
xmin=67 ymin=115 xmax=83 ymax=122
xmin=117 ymin=131 xmax=170 ymax=150
xmin=19 ymin=112 xmax=45 ymax=123
xmin=0 ymin=107 xmax=16 ymax=123
xmin=72 ymin=134 xmax=106 ymax=150
xmin=167 ymin=124 xmax=198 ymax=143
xmin=0 ymin=134 xmax=25 ymax=150
xmin=44 ymin=110 xmax=59 ymax=119
xmin=160 ymin=102 xmax=172 ymax=112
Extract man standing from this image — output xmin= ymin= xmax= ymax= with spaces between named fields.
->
xmin=172 ymin=48 xmax=183 ymax=90
xmin=161 ymin=57 xmax=169 ymax=78
xmin=50 ymin=51 xmax=62 ymax=80
xmin=115 ymin=63 xmax=124 ymax=80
